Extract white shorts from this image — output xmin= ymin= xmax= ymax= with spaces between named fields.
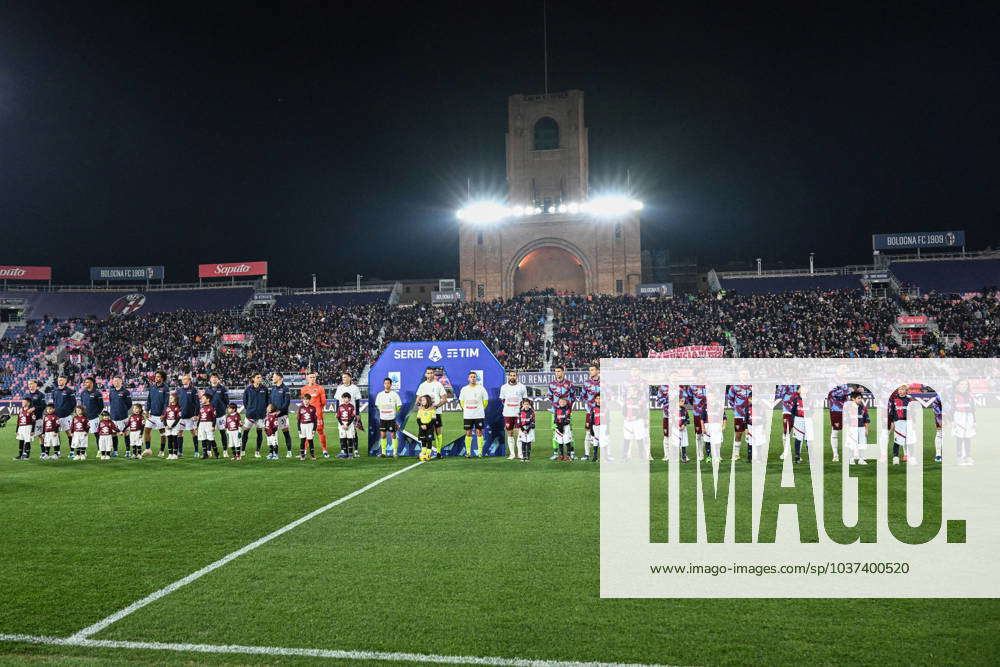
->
xmin=113 ymin=419 xmax=127 ymax=432
xmin=226 ymin=430 xmax=242 ymax=447
xmin=298 ymin=423 xmax=315 ymax=439
xmin=518 ymin=428 xmax=535 ymax=443
xmin=216 ymin=417 xmax=226 ymax=430
xmin=338 ymin=423 xmax=356 ymax=439
xmin=267 ymin=434 xmax=278 ymax=448
xmin=164 ymin=422 xmax=181 ymax=436
xmin=846 ymin=426 xmax=867 ymax=448
xmin=554 ymin=424 xmax=574 ymax=445
xmin=43 ymin=431 xmax=60 ymax=447
xmin=89 ymin=418 xmax=100 ymax=433
xmin=892 ymin=420 xmax=907 ymax=446
xmin=16 ymin=425 xmax=33 ymax=441
xmin=952 ymin=412 xmax=976 ymax=439
xmin=145 ymin=415 xmax=164 ymax=430
xmin=71 ymin=432 xmax=88 ymax=448
xmin=243 ymin=417 xmax=265 ymax=430
xmin=98 ymin=435 xmax=113 ymax=451
xmin=180 ymin=418 xmax=196 ymax=432
xmin=197 ymin=422 xmax=215 ymax=440
xmin=58 ymin=416 xmax=72 ymax=432
xmin=276 ymin=415 xmax=289 ymax=430
xmin=623 ymin=418 xmax=646 ymax=441
xmin=129 ymin=431 xmax=144 ymax=447
xmin=32 ymin=422 xmax=44 ymax=439
xmin=792 ymin=416 xmax=813 ymax=441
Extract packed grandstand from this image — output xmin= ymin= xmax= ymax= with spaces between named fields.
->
xmin=1 ymin=254 xmax=999 ymax=399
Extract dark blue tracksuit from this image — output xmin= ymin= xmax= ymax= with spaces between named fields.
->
xmin=175 ymin=384 xmax=199 ymax=452
xmin=204 ymin=383 xmax=229 ymax=444
xmin=243 ymin=384 xmax=268 ymax=421
xmin=79 ymin=388 xmax=104 ymax=436
xmin=51 ymin=385 xmax=76 ymax=419
xmin=147 ymin=381 xmax=169 ymax=417
xmin=108 ymin=386 xmax=132 ymax=421
xmin=25 ymin=389 xmax=47 ymax=429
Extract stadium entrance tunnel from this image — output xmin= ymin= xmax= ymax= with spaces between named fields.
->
xmin=367 ymin=340 xmax=506 ymax=457
xmin=513 ymin=245 xmax=586 ymax=296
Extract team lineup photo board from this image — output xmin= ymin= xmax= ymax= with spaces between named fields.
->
xmin=366 ymin=340 xmax=505 ymax=456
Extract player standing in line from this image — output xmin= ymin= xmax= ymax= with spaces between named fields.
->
xmin=373 ymin=377 xmax=402 ymax=457
xmin=517 ymin=397 xmax=535 ymax=462
xmin=789 ymin=386 xmax=810 ymax=464
xmin=334 ymin=372 xmax=361 ymax=458
xmin=175 ymin=374 xmax=199 ymax=457
xmin=655 ymin=385 xmax=685 ymax=462
xmin=724 ymin=384 xmax=752 ymax=462
xmin=301 ymin=372 xmax=330 ymax=457
xmin=204 ymin=374 xmax=230 ymax=456
xmin=107 ymin=376 xmax=132 ymax=457
xmin=95 ymin=410 xmax=118 ymax=460
xmin=224 ymin=403 xmax=243 ymax=460
xmin=79 ymin=377 xmax=104 ymax=452
xmin=163 ymin=394 xmax=183 ymax=459
xmin=416 ymin=395 xmax=436 ymax=461
xmin=459 ymin=371 xmax=489 ymax=457
xmin=416 ymin=368 xmax=448 ymax=458
xmin=198 ymin=393 xmax=218 ymax=459
xmin=844 ymin=390 xmax=869 ymax=465
xmin=125 ymin=403 xmax=146 ymax=459
xmin=51 ymin=375 xmax=76 ymax=458
xmin=297 ymin=395 xmax=319 ymax=460
xmin=580 ymin=364 xmax=600 ymax=461
xmin=930 ymin=391 xmax=943 ymax=463
xmin=826 ymin=383 xmax=851 ymax=463
xmin=40 ymin=404 xmax=59 ymax=459
xmin=886 ymin=384 xmax=911 ymax=465
xmin=242 ymin=373 xmax=268 ymax=458
xmin=499 ymin=370 xmax=528 ymax=460
xmin=681 ymin=384 xmax=710 ymax=462
xmin=336 ymin=392 xmax=358 ymax=458
xmin=268 ymin=373 xmax=293 ymax=458
xmin=24 ymin=379 xmax=46 ymax=457
xmin=13 ymin=397 xmax=36 ymax=460
xmin=70 ymin=405 xmax=89 ymax=459
xmin=146 ymin=371 xmax=170 ymax=456
xmin=263 ymin=404 xmax=280 ymax=460
xmin=776 ymin=384 xmax=799 ymax=460
xmin=953 ymin=379 xmax=976 ymax=465
xmin=548 ymin=365 xmax=576 ymax=460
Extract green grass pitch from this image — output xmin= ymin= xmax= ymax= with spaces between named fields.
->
xmin=0 ymin=409 xmax=996 ymax=665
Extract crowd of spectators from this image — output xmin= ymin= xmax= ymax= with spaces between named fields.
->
xmin=2 ymin=287 xmax=999 ymax=394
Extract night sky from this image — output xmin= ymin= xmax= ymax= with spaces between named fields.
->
xmin=1 ymin=1 xmax=997 ymax=285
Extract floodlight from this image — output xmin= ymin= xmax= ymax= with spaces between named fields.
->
xmin=456 ymin=201 xmax=509 ymax=224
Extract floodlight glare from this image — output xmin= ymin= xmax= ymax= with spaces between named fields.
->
xmin=583 ymin=195 xmax=643 ymax=217
xmin=456 ymin=201 xmax=509 ymax=224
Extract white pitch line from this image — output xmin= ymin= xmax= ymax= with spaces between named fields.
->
xmin=0 ymin=634 xmax=673 ymax=667
xmin=69 ymin=461 xmax=424 ymax=641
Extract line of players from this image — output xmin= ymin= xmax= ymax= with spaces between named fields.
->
xmin=11 ymin=370 xmax=368 ymax=461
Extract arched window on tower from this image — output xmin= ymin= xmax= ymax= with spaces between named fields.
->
xmin=533 ymin=117 xmax=559 ymax=150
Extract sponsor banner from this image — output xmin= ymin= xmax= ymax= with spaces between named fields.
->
xmin=89 ymin=266 xmax=164 ymax=281
xmin=648 ymin=344 xmax=725 ymax=359
xmin=873 ymin=231 xmax=965 ymax=250
xmin=897 ymin=315 xmax=930 ymax=327
xmin=517 ymin=370 xmax=591 ymax=386
xmin=431 ymin=289 xmax=465 ymax=303
xmin=636 ymin=282 xmax=674 ymax=298
xmin=198 ymin=261 xmax=268 ymax=278
xmin=0 ymin=265 xmax=51 ymax=281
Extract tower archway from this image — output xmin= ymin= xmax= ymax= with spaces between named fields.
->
xmin=506 ymin=238 xmax=592 ymax=297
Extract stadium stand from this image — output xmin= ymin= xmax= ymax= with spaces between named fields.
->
xmin=888 ymin=259 xmax=1000 ymax=294
xmin=717 ymin=274 xmax=860 ymax=295
xmin=3 ymin=288 xmax=256 ymax=320
xmin=274 ymin=291 xmax=390 ymax=307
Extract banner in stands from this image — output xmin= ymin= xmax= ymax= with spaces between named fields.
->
xmin=0 ymin=265 xmax=51 ymax=281
xmin=635 ymin=282 xmax=674 ymax=298
xmin=89 ymin=266 xmax=164 ymax=281
xmin=221 ymin=333 xmax=253 ymax=343
xmin=861 ymin=271 xmax=891 ymax=282
xmin=431 ymin=289 xmax=465 ymax=303
xmin=367 ymin=340 xmax=505 ymax=457
xmin=648 ymin=344 xmax=725 ymax=358
xmin=872 ymin=231 xmax=965 ymax=250
xmin=897 ymin=315 xmax=930 ymax=327
xmin=198 ymin=261 xmax=268 ymax=278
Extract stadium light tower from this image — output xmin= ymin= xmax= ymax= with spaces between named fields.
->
xmin=756 ymin=258 xmax=762 ymax=276
xmin=809 ymin=253 xmax=815 ymax=275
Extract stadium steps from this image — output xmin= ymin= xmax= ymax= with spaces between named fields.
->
xmin=542 ymin=307 xmax=554 ymax=372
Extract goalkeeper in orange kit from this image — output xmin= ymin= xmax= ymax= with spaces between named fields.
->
xmin=300 ymin=372 xmax=330 ymax=457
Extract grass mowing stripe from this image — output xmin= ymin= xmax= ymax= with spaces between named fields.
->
xmin=69 ymin=461 xmax=424 ymax=641
xmin=0 ymin=634 xmax=674 ymax=667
